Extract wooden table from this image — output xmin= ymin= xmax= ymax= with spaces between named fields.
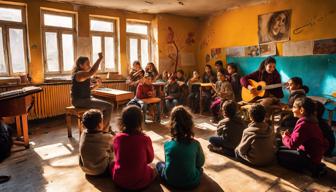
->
xmin=199 ymin=83 xmax=213 ymax=114
xmin=0 ymin=86 xmax=42 ymax=148
xmin=92 ymin=88 xmax=134 ymax=111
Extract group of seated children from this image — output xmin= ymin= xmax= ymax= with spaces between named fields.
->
xmin=208 ymin=98 xmax=333 ymax=177
xmin=128 ymin=59 xmax=243 ymax=120
xmin=79 ymin=105 xmax=205 ymax=190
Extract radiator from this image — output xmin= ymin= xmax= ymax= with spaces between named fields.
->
xmin=0 ymin=81 xmax=127 ymax=120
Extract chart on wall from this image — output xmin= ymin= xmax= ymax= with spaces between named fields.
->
xmin=258 ymin=10 xmax=291 ymax=44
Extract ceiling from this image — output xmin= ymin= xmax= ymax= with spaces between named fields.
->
xmin=47 ymin=0 xmax=269 ymax=17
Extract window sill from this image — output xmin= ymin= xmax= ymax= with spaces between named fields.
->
xmin=0 ymin=77 xmax=21 ymax=85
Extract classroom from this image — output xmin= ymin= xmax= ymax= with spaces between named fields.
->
xmin=0 ymin=0 xmax=335 ymax=191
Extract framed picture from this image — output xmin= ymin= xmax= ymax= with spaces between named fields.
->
xmin=258 ymin=10 xmax=291 ymax=44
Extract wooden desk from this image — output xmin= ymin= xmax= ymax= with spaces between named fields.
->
xmin=199 ymin=83 xmax=213 ymax=114
xmin=0 ymin=86 xmax=42 ymax=148
xmin=92 ymin=88 xmax=134 ymax=111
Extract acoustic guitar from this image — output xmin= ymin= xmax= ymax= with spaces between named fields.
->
xmin=241 ymin=79 xmax=284 ymax=102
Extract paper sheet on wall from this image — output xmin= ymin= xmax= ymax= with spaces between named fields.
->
xmin=77 ymin=37 xmax=91 ymax=57
xmin=226 ymin=47 xmax=245 ymax=57
xmin=180 ymin=52 xmax=196 ymax=66
xmin=283 ymin=41 xmax=314 ymax=56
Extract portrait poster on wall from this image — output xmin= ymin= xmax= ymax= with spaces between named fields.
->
xmin=258 ymin=10 xmax=291 ymax=44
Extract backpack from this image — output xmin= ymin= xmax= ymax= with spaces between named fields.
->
xmin=0 ymin=121 xmax=13 ymax=162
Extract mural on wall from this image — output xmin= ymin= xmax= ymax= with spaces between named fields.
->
xmin=313 ymin=38 xmax=336 ymax=55
xmin=293 ymin=9 xmax=335 ymax=35
xmin=166 ymin=26 xmax=196 ymax=72
xmin=258 ymin=10 xmax=291 ymax=44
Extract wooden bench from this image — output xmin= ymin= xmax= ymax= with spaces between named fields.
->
xmin=239 ymin=102 xmax=285 ymax=130
xmin=65 ymin=106 xmax=88 ymax=138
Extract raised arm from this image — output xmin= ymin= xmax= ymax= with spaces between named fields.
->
xmin=75 ymin=53 xmax=103 ymax=82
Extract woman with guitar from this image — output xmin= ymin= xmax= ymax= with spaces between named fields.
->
xmin=240 ymin=56 xmax=284 ymax=107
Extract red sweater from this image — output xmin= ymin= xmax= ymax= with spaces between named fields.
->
xmin=136 ymin=82 xmax=154 ymax=99
xmin=282 ymin=117 xmax=329 ymax=164
xmin=111 ymin=133 xmax=155 ymax=190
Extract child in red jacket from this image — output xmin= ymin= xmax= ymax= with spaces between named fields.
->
xmin=277 ymin=97 xmax=329 ymax=177
xmin=110 ymin=106 xmax=156 ymax=190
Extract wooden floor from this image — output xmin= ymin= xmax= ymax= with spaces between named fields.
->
xmin=0 ymin=112 xmax=335 ymax=192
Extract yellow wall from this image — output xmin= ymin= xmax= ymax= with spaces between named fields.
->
xmin=156 ymin=14 xmax=200 ymax=77
xmin=197 ymin=0 xmax=336 ymax=73
xmin=3 ymin=0 xmax=155 ymax=83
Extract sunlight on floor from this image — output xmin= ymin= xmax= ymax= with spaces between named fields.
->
xmin=145 ymin=130 xmax=165 ymax=142
xmin=196 ymin=122 xmax=217 ymax=131
xmin=34 ymin=143 xmax=72 ymax=160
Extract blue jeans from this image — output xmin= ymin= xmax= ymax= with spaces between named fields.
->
xmin=156 ymin=162 xmax=166 ymax=179
xmin=165 ymin=99 xmax=178 ymax=112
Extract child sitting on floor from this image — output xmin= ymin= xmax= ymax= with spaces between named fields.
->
xmin=279 ymin=77 xmax=309 ymax=134
xmin=110 ymin=106 xmax=156 ymax=190
xmin=277 ymin=97 xmax=329 ymax=177
xmin=79 ymin=109 xmax=113 ymax=176
xmin=210 ymin=69 xmax=235 ymax=123
xmin=156 ymin=106 xmax=205 ymax=189
xmin=208 ymin=100 xmax=246 ymax=156
xmin=235 ymin=104 xmax=275 ymax=166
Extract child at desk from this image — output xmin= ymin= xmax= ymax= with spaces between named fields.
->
xmin=128 ymin=60 xmax=145 ymax=93
xmin=188 ymin=71 xmax=201 ymax=113
xmin=136 ymin=73 xmax=161 ymax=122
xmin=210 ymin=69 xmax=235 ymax=123
xmin=202 ymin=64 xmax=217 ymax=112
xmin=164 ymin=76 xmax=181 ymax=113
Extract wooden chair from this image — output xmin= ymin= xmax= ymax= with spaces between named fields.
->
xmin=141 ymin=97 xmax=161 ymax=122
xmin=65 ymin=106 xmax=87 ymax=138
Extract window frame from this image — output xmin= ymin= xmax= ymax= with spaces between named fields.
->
xmin=89 ymin=16 xmax=118 ymax=73
xmin=41 ymin=9 xmax=77 ymax=75
xmin=126 ymin=20 xmax=151 ymax=70
xmin=0 ymin=4 xmax=28 ymax=77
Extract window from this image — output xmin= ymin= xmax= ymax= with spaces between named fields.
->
xmin=42 ymin=10 xmax=76 ymax=74
xmin=126 ymin=21 xmax=150 ymax=69
xmin=90 ymin=17 xmax=118 ymax=72
xmin=0 ymin=5 xmax=28 ymax=76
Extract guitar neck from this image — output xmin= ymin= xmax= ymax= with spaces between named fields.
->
xmin=264 ymin=83 xmax=284 ymax=90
